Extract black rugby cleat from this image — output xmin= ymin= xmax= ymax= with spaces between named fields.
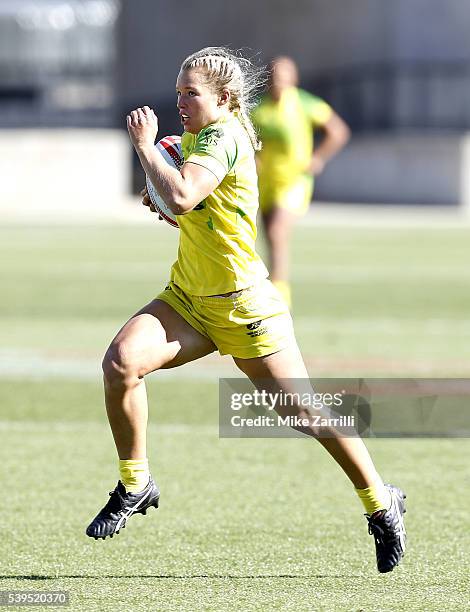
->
xmin=366 ymin=484 xmax=407 ymax=573
xmin=86 ymin=477 xmax=159 ymax=540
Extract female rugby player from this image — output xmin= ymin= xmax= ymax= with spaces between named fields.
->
xmin=85 ymin=47 xmax=406 ymax=573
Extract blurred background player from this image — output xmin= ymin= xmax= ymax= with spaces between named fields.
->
xmin=252 ymin=56 xmax=350 ymax=307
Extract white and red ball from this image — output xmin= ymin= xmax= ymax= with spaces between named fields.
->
xmin=146 ymin=135 xmax=184 ymax=228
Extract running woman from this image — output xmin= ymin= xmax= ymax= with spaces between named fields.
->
xmin=252 ymin=56 xmax=350 ymax=307
xmin=85 ymin=47 xmax=406 ymax=573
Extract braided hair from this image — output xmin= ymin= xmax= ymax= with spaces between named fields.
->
xmin=180 ymin=47 xmax=265 ymax=151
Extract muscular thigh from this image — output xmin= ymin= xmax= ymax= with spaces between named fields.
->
xmin=234 ymin=344 xmax=308 ymax=380
xmin=234 ymin=344 xmax=310 ymax=390
xmin=105 ymin=298 xmax=216 ymax=377
xmin=233 ymin=345 xmax=319 ymax=423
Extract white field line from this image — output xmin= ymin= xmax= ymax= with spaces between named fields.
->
xmin=1 ymin=201 xmax=467 ymax=228
xmin=0 ymin=348 xmax=239 ymax=380
xmin=0 ymin=362 xmax=236 ymax=380
xmin=0 ymin=421 xmax=216 ymax=434
xmin=290 ymin=265 xmax=470 ymax=283
xmin=5 ymin=262 xmax=173 ymax=278
xmin=0 ymin=317 xmax=469 ymax=379
xmin=3 ymin=262 xmax=469 ymax=282
xmin=302 ymin=204 xmax=468 ymax=228
xmin=293 ymin=317 xmax=470 ymax=336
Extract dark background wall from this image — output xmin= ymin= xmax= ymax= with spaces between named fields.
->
xmin=2 ymin=1 xmax=470 ymax=206
xmin=116 ymin=1 xmax=470 ymax=201
xmin=116 ymin=0 xmax=470 ymax=135
xmin=116 ymin=0 xmax=390 ymax=136
xmin=2 ymin=1 xmax=470 ymax=132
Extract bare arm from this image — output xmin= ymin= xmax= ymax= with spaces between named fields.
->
xmin=127 ymin=106 xmax=218 ymax=215
xmin=310 ymin=111 xmax=351 ymax=175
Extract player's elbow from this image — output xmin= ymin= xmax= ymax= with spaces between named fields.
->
xmin=340 ymin=123 xmax=351 ymax=145
xmin=326 ymin=114 xmax=351 ymax=149
xmin=172 ymin=203 xmax=191 ymax=216
xmin=167 ymin=195 xmax=196 ymax=216
xmin=334 ymin=118 xmax=351 ymax=147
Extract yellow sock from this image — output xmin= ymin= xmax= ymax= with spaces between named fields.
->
xmin=272 ymin=280 xmax=292 ymax=308
xmin=119 ymin=458 xmax=150 ymax=493
xmin=355 ymin=481 xmax=391 ymax=515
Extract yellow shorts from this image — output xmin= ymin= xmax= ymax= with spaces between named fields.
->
xmin=156 ymin=279 xmax=295 ymax=359
xmin=258 ymin=173 xmax=313 ymax=216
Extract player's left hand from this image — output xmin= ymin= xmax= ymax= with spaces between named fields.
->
xmin=141 ymin=187 xmax=154 ymax=210
xmin=127 ymin=106 xmax=159 ymax=150
xmin=140 ymin=187 xmax=163 ymax=220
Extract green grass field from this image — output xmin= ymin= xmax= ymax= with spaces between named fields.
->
xmin=1 ymin=221 xmax=469 ymax=611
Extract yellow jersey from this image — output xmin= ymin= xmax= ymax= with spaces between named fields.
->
xmin=252 ymin=87 xmax=332 ymax=186
xmin=170 ymin=114 xmax=268 ymax=296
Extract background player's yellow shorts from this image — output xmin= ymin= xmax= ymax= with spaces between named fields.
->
xmin=258 ymin=173 xmax=313 ymax=216
xmin=156 ymin=279 xmax=295 ymax=359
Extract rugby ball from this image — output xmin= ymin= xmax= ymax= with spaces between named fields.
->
xmin=146 ymin=135 xmax=184 ymax=228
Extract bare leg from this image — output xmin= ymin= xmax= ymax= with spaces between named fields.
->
xmin=102 ymin=299 xmax=216 ymax=459
xmin=234 ymin=345 xmax=380 ymax=489
xmin=261 ymin=207 xmax=297 ymax=283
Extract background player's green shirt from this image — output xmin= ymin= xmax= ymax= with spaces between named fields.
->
xmin=252 ymin=87 xmax=332 ymax=186
xmin=171 ymin=114 xmax=268 ymax=296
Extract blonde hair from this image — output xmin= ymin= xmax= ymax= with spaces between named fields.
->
xmin=180 ymin=46 xmax=265 ymax=151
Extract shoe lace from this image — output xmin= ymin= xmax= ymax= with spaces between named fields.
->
xmin=366 ymin=514 xmax=386 ymax=543
xmin=103 ymin=488 xmax=124 ymax=514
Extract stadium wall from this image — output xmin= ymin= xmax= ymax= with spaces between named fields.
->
xmin=314 ymin=133 xmax=470 ymax=208
xmin=2 ymin=130 xmax=470 ymax=216
xmin=116 ymin=1 xmax=470 ymax=209
xmin=0 ymin=130 xmax=130 ymax=218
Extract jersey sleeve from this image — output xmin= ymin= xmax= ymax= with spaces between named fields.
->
xmin=298 ymin=89 xmax=333 ymax=127
xmin=184 ymin=125 xmax=237 ymax=183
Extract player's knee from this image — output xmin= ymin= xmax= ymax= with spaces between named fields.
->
xmin=102 ymin=342 xmax=142 ymax=390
